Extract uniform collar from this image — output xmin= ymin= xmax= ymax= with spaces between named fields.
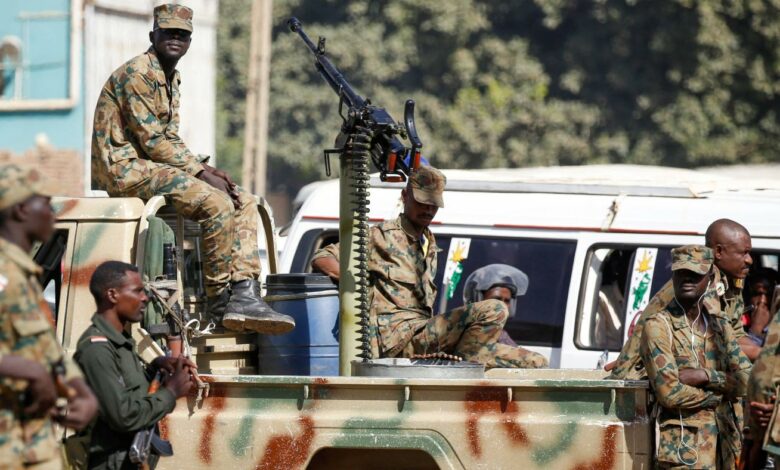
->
xmin=91 ymin=313 xmax=133 ymax=347
xmin=665 ymin=284 xmax=720 ymax=330
xmin=145 ymin=47 xmax=181 ymax=87
xmin=0 ymin=237 xmax=41 ymax=276
xmin=398 ymin=213 xmax=432 ymax=243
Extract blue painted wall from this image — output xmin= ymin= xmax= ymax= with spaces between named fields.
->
xmin=0 ymin=0 xmax=85 ymax=154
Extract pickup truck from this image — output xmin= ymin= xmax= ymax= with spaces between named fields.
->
xmin=45 ymin=195 xmax=652 ymax=469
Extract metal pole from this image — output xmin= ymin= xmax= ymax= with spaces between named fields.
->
xmin=241 ymin=0 xmax=272 ymax=195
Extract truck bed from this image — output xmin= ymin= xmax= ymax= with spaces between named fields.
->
xmin=161 ymin=371 xmax=651 ymax=469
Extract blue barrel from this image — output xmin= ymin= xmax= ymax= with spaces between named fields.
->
xmin=258 ymin=274 xmax=340 ymax=376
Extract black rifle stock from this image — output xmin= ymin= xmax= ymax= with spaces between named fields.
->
xmin=288 ymin=17 xmax=423 ymax=181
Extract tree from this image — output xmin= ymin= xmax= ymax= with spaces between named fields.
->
xmin=216 ymin=0 xmax=780 ymax=201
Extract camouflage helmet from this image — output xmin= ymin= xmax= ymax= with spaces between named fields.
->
xmin=408 ymin=165 xmax=446 ymax=208
xmin=0 ymin=162 xmax=55 ymax=211
xmin=153 ymin=4 xmax=193 ymax=32
xmin=671 ymin=245 xmax=714 ymax=275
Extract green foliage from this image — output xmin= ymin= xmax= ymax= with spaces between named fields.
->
xmin=216 ymin=0 xmax=780 ymax=196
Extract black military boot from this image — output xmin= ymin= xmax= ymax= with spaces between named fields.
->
xmin=222 ymin=280 xmax=295 ymax=334
xmin=206 ymin=288 xmax=231 ymax=321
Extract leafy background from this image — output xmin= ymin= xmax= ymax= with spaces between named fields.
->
xmin=216 ymin=0 xmax=780 ymax=220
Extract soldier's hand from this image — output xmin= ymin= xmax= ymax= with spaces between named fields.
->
xmin=678 ymin=368 xmax=708 ymax=387
xmin=164 ymin=357 xmax=194 ymax=399
xmin=603 ymin=360 xmax=617 ymax=372
xmin=311 ymin=256 xmax=340 ymax=284
xmin=197 ymin=167 xmax=240 ymax=209
xmin=206 ymin=165 xmax=236 ymax=189
xmin=52 ymin=378 xmax=98 ymax=431
xmin=750 ymin=398 xmax=776 ymax=429
xmin=24 ymin=362 xmax=58 ymax=417
xmin=0 ymin=356 xmax=58 ymax=417
xmin=153 ymin=355 xmax=197 ymax=375
xmin=750 ymin=301 xmax=772 ymax=336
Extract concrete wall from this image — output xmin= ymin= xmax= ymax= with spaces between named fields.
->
xmin=0 ymin=0 xmax=84 ymax=155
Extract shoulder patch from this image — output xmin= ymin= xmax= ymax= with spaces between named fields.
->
xmin=0 ymin=273 xmax=7 ymax=292
xmin=90 ymin=336 xmax=108 ymax=343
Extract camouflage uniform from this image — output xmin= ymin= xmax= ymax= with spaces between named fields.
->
xmin=0 ymin=165 xmax=83 ymax=469
xmin=610 ymin=268 xmax=747 ymax=381
xmin=312 ymin=213 xmax=547 ymax=368
xmin=747 ymin=298 xmax=780 ymax=427
xmin=90 ymin=5 xmax=260 ymax=297
xmin=640 ymin=246 xmax=750 ymax=469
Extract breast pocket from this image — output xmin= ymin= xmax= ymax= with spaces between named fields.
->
xmin=11 ymin=315 xmax=51 ymax=337
xmin=119 ymin=355 xmax=148 ymax=393
xmin=388 ymin=267 xmax=419 ymax=285
xmin=387 ymin=267 xmax=424 ymax=303
xmin=10 ymin=313 xmax=59 ymax=362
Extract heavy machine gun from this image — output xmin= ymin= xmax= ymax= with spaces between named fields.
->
xmin=288 ymin=17 xmax=423 ymax=372
xmin=287 ymin=17 xmax=423 ymax=182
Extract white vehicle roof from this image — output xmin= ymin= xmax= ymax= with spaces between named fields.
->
xmin=296 ymin=165 xmax=780 ymax=238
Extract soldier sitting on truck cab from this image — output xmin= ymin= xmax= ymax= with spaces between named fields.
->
xmin=89 ymin=3 xmax=293 ymax=335
xmin=311 ymin=165 xmax=548 ymax=368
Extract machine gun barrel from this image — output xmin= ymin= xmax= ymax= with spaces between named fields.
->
xmin=288 ymin=16 xmax=422 ymax=180
xmin=287 ymin=17 xmax=366 ymax=111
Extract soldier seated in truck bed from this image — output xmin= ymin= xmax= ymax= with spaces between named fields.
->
xmin=311 ymin=165 xmax=547 ymax=368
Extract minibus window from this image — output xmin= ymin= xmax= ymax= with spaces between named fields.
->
xmin=576 ymin=245 xmax=673 ymax=351
xmin=434 ymin=236 xmax=576 ymax=348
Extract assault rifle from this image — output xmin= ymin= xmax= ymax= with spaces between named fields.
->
xmin=287 ymin=17 xmax=423 ymax=182
xmin=129 ymin=372 xmax=173 ymax=469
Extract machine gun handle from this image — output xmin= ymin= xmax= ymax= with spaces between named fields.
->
xmin=404 ymin=100 xmax=422 ymax=171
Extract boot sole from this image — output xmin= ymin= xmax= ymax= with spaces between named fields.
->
xmin=222 ymin=313 xmax=295 ymax=335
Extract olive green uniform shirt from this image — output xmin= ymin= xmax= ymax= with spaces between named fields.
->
xmin=74 ymin=315 xmax=175 ymax=469
xmin=0 ymin=237 xmax=82 ymax=468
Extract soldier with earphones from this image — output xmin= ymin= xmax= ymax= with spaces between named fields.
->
xmin=641 ymin=245 xmax=751 ymax=469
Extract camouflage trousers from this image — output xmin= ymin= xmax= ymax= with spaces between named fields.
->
xmin=105 ymin=158 xmax=261 ymax=296
xmin=404 ymin=299 xmax=548 ymax=368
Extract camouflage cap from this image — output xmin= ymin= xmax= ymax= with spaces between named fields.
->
xmin=671 ymin=245 xmax=714 ymax=275
xmin=409 ymin=165 xmax=446 ymax=208
xmin=153 ymin=4 xmax=193 ymax=32
xmin=0 ymin=163 xmax=55 ymax=211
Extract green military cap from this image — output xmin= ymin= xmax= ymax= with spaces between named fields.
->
xmin=409 ymin=165 xmax=446 ymax=208
xmin=671 ymin=244 xmax=714 ymax=275
xmin=153 ymin=4 xmax=193 ymax=32
xmin=0 ymin=162 xmax=55 ymax=211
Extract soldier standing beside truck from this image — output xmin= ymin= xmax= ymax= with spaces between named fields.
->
xmin=0 ymin=163 xmax=98 ymax=468
xmin=90 ymin=4 xmax=294 ymax=335
xmin=312 ymin=166 xmax=547 ymax=368
xmin=609 ymin=218 xmax=757 ymax=380
xmin=75 ymin=261 xmax=194 ymax=470
xmin=641 ymin=245 xmax=750 ymax=469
